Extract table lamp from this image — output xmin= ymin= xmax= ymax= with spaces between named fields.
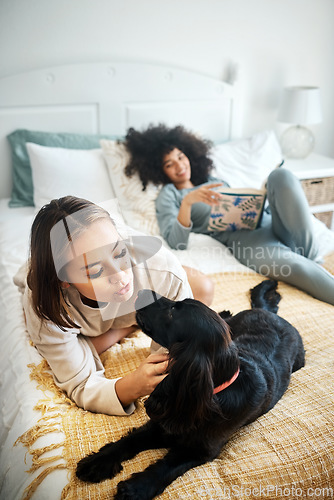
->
xmin=278 ymin=86 xmax=322 ymax=159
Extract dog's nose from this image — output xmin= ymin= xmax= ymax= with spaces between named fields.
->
xmin=135 ymin=289 xmax=162 ymax=311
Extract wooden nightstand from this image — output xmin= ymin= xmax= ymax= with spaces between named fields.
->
xmin=283 ymin=153 xmax=334 ymax=230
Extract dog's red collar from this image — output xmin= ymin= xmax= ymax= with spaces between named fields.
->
xmin=213 ymin=368 xmax=240 ymax=394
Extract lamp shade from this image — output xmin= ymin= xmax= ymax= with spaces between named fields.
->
xmin=278 ymin=86 xmax=322 ymax=125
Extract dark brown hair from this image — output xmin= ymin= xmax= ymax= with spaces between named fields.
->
xmin=124 ymin=124 xmax=214 ymax=190
xmin=27 ymin=196 xmax=113 ymax=330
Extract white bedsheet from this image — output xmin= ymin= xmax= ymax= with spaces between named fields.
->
xmin=0 ymin=201 xmax=68 ymax=500
xmin=0 ymin=198 xmax=333 ymax=500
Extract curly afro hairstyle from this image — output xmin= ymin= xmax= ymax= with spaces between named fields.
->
xmin=124 ymin=124 xmax=214 ymax=191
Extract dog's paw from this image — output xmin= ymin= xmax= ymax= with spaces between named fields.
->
xmin=76 ymin=451 xmax=123 ymax=483
xmin=115 ymin=479 xmax=151 ymax=500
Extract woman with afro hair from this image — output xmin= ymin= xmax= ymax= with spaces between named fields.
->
xmin=124 ymin=124 xmax=334 ymax=305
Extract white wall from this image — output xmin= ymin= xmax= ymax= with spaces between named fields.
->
xmin=1 ymin=0 xmax=333 ymax=157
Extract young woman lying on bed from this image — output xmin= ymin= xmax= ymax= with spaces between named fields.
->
xmin=16 ymin=195 xmax=212 ymax=417
xmin=124 ymin=124 xmax=334 ymax=306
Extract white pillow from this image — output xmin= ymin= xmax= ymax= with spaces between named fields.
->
xmin=100 ymin=139 xmax=161 ymax=236
xmin=26 ymin=143 xmax=115 ymax=209
xmin=210 ymin=130 xmax=283 ymax=189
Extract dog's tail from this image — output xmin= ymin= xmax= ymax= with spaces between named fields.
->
xmin=250 ymin=279 xmax=281 ymax=313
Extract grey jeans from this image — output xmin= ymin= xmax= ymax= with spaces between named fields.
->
xmin=213 ymin=168 xmax=334 ymax=305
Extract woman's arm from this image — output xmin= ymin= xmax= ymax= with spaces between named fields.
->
xmin=156 ymin=183 xmax=223 ymax=249
xmin=23 ymin=289 xmax=167 ymax=416
xmin=156 ymin=186 xmax=193 ymax=249
xmin=89 ymin=326 xmax=137 ymax=354
xmin=29 ymin=325 xmax=169 ymax=415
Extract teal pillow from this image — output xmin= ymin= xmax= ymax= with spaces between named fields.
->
xmin=7 ymin=129 xmax=122 ymax=207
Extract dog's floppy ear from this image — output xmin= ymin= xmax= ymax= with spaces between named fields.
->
xmin=145 ymin=370 xmax=172 ymax=422
xmin=145 ymin=341 xmax=222 ymax=434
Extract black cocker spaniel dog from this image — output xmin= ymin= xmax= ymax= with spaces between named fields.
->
xmin=76 ymin=279 xmax=305 ymax=499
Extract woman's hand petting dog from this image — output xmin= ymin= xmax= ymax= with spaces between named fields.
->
xmin=115 ymin=353 xmax=169 ymax=407
xmin=76 ymin=280 xmax=305 ymax=500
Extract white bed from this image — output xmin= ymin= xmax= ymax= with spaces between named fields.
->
xmin=1 ymin=62 xmax=334 ymax=500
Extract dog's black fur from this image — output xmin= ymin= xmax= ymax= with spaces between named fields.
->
xmin=76 ymin=280 xmax=305 ymax=499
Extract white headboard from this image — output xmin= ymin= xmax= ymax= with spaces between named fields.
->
xmin=0 ymin=62 xmax=239 ymax=199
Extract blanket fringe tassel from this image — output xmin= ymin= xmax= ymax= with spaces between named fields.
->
xmin=15 ymin=413 xmax=67 ymax=499
xmin=22 ymin=463 xmax=67 ymax=500
xmin=15 ymin=364 xmax=71 ymax=499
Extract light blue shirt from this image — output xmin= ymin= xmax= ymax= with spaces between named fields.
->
xmin=155 ymin=176 xmax=227 ymax=250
